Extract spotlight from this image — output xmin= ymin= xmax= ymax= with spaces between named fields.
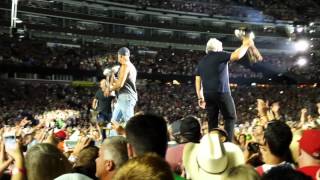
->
xmin=309 ymin=30 xmax=316 ymax=34
xmin=296 ymin=26 xmax=304 ymax=33
xmin=296 ymin=57 xmax=307 ymax=67
xmin=309 ymin=22 xmax=314 ymax=26
xmin=294 ymin=40 xmax=309 ymax=52
xmin=15 ymin=18 xmax=22 ymax=24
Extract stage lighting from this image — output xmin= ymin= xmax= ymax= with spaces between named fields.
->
xmin=309 ymin=30 xmax=316 ymax=34
xmin=296 ymin=57 xmax=307 ymax=66
xmin=294 ymin=40 xmax=309 ymax=52
xmin=296 ymin=26 xmax=304 ymax=33
xmin=309 ymin=22 xmax=314 ymax=26
xmin=15 ymin=18 xmax=22 ymax=23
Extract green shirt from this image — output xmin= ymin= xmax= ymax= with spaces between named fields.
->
xmin=174 ymin=173 xmax=186 ymax=180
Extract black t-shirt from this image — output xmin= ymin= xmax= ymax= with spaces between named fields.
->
xmin=196 ymin=51 xmax=231 ymax=93
xmin=95 ymin=89 xmax=114 ymax=115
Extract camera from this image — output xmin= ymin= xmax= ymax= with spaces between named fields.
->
xmin=64 ymin=140 xmax=77 ymax=150
xmin=4 ymin=133 xmax=16 ymax=150
xmin=247 ymin=142 xmax=260 ymax=153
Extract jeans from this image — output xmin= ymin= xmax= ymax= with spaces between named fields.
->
xmin=111 ymin=93 xmax=137 ymax=124
xmin=204 ymin=92 xmax=237 ymax=142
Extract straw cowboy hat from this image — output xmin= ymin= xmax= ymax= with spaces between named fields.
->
xmin=183 ymin=131 xmax=244 ymax=180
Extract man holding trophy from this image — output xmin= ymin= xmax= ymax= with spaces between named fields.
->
xmin=195 ymin=28 xmax=262 ymax=141
xmin=102 ymin=47 xmax=138 ymax=135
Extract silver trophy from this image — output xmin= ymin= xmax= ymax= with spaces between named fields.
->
xmin=234 ymin=28 xmax=263 ymax=63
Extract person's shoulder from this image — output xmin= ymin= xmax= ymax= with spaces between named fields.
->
xmin=198 ymin=54 xmax=209 ymax=64
xmin=297 ymin=166 xmax=320 ymax=173
xmin=217 ymin=51 xmax=231 ymax=57
xmin=167 ymin=143 xmax=185 ymax=152
xmin=297 ymin=166 xmax=320 ymax=180
xmin=128 ymin=61 xmax=137 ymax=70
xmin=205 ymin=51 xmax=230 ymax=58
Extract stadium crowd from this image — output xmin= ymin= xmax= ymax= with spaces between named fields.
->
xmin=1 ymin=0 xmax=320 ymax=179
xmin=0 ymin=80 xmax=320 ymax=180
xmin=106 ymin=0 xmax=320 ymax=21
xmin=18 ymin=0 xmax=320 ymax=22
xmin=3 ymin=36 xmax=311 ymax=80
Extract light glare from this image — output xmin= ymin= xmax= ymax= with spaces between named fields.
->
xmin=296 ymin=58 xmax=307 ymax=66
xmin=294 ymin=40 xmax=309 ymax=52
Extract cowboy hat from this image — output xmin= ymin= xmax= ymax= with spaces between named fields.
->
xmin=183 ymin=131 xmax=244 ymax=180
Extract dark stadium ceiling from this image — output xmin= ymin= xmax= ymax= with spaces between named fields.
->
xmin=0 ymin=0 xmax=319 ymax=53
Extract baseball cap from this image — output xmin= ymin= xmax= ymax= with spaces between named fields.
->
xmin=54 ymin=130 xmax=67 ymax=141
xmin=299 ymin=129 xmax=320 ymax=159
xmin=118 ymin=47 xmax=130 ymax=56
xmin=180 ymin=116 xmax=201 ymax=136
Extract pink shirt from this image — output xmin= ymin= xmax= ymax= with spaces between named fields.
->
xmin=166 ymin=144 xmax=186 ymax=172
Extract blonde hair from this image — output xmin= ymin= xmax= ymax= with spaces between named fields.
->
xmin=206 ymin=38 xmax=223 ymax=53
xmin=25 ymin=143 xmax=72 ymax=180
xmin=113 ymin=153 xmax=174 ymax=180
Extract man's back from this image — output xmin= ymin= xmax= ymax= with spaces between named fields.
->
xmin=196 ymin=51 xmax=231 ymax=93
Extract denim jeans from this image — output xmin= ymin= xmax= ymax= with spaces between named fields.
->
xmin=111 ymin=93 xmax=137 ymax=124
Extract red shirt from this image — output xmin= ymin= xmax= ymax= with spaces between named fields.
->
xmin=166 ymin=144 xmax=185 ymax=172
xmin=297 ymin=166 xmax=320 ymax=180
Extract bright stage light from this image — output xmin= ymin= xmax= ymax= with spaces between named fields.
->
xmin=296 ymin=57 xmax=307 ymax=67
xmin=296 ymin=27 xmax=304 ymax=33
xmin=15 ymin=18 xmax=22 ymax=23
xmin=309 ymin=30 xmax=316 ymax=34
xmin=294 ymin=40 xmax=309 ymax=52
